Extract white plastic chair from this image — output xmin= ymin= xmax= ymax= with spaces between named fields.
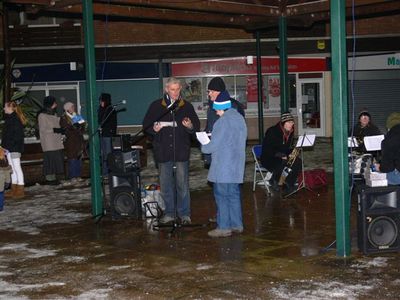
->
xmin=252 ymin=145 xmax=272 ymax=193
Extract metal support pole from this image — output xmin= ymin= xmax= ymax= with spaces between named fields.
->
xmin=256 ymin=31 xmax=264 ymax=143
xmin=1 ymin=3 xmax=12 ymax=104
xmin=82 ymin=0 xmax=103 ymax=218
xmin=331 ymin=0 xmax=351 ymax=257
xmin=279 ymin=16 xmax=289 ymax=112
xmin=158 ymin=58 xmax=164 ymax=98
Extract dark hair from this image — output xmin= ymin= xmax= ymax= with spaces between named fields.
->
xmin=99 ymin=93 xmax=112 ymax=106
xmin=358 ymin=111 xmax=371 ymax=120
xmin=43 ymin=96 xmax=56 ymax=108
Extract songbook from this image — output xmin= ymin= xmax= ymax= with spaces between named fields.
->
xmin=363 ymin=135 xmax=385 ymax=151
xmin=196 ymin=132 xmax=210 ymax=145
xmin=296 ymin=134 xmax=316 ymax=147
xmin=348 ymin=137 xmax=359 ymax=148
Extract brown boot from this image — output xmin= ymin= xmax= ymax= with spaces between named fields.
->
xmin=5 ymin=184 xmax=17 ymax=198
xmin=13 ymin=185 xmax=25 ymax=199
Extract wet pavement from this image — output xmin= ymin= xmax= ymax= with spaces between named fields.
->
xmin=1 ymin=138 xmax=400 ymax=299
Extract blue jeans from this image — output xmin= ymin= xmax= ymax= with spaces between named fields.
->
xmin=159 ymin=161 xmax=190 ymax=218
xmin=387 ymin=169 xmax=400 ymax=185
xmin=213 ymin=183 xmax=243 ymax=230
xmin=68 ymin=159 xmax=82 ymax=179
xmin=101 ymin=137 xmax=113 ymax=176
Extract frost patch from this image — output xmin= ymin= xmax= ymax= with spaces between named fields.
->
xmin=108 ymin=265 xmax=131 ymax=270
xmin=74 ymin=288 xmax=112 ymax=299
xmin=352 ymin=257 xmax=390 ymax=269
xmin=196 ymin=264 xmax=213 ymax=270
xmin=271 ymin=279 xmax=377 ymax=300
xmin=63 ymin=256 xmax=86 ymax=263
xmin=0 ymin=243 xmax=57 ymax=259
xmin=0 ymin=185 xmax=91 ymax=235
xmin=0 ymin=279 xmax=65 ymax=293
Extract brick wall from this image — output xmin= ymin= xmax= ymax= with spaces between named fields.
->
xmin=93 ymin=22 xmax=251 ymax=44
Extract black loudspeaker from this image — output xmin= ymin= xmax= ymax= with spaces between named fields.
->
xmin=107 ymin=150 xmax=140 ymax=173
xmin=109 ymin=171 xmax=142 ymax=219
xmin=357 ymin=185 xmax=400 ymax=254
xmin=112 ymin=134 xmax=132 ymax=152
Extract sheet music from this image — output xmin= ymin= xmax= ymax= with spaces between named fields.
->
xmin=363 ymin=135 xmax=384 ymax=151
xmin=196 ymin=132 xmax=210 ymax=145
xmin=348 ymin=137 xmax=359 ymax=147
xmin=296 ymin=134 xmax=316 ymax=147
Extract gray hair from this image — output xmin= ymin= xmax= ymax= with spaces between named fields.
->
xmin=165 ymin=77 xmax=181 ymax=88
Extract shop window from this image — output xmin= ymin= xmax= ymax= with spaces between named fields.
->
xmin=178 ymin=75 xmax=297 ymax=114
xmin=8 ymin=10 xmax=80 ymax=26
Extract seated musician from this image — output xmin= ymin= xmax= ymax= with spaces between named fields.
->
xmin=261 ymin=112 xmax=302 ymax=195
xmin=374 ymin=113 xmax=400 ymax=185
xmin=351 ymin=110 xmax=381 ymax=153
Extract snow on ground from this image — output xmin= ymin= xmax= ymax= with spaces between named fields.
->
xmin=0 ymin=183 xmax=91 ymax=235
xmin=271 ymin=279 xmax=378 ymax=300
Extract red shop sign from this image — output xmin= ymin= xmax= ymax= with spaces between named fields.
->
xmin=172 ymin=57 xmax=327 ymax=76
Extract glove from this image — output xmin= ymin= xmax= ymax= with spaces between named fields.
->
xmin=53 ymin=128 xmax=65 ymax=134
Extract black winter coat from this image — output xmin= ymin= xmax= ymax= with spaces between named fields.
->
xmin=142 ymin=97 xmax=200 ymax=163
xmin=1 ymin=112 xmax=25 ymax=153
xmin=352 ymin=122 xmax=381 ymax=152
xmin=261 ymin=122 xmax=294 ymax=171
xmin=380 ymin=124 xmax=400 ymax=173
xmin=98 ymin=105 xmax=117 ymax=137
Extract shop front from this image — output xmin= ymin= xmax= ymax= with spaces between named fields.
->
xmin=172 ymin=56 xmax=329 ymax=139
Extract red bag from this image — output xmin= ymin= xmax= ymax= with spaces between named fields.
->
xmin=298 ymin=169 xmax=327 ymax=188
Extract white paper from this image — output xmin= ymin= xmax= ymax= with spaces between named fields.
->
xmin=296 ymin=134 xmax=316 ymax=147
xmin=155 ymin=121 xmax=177 ymax=128
xmin=196 ymin=132 xmax=210 ymax=145
xmin=363 ymin=135 xmax=384 ymax=151
xmin=348 ymin=137 xmax=359 ymax=147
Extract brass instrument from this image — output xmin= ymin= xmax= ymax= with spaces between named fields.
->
xmin=278 ymin=147 xmax=300 ymax=186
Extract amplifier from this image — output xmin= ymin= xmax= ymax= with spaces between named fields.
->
xmin=107 ymin=150 xmax=140 ymax=173
xmin=112 ymin=134 xmax=132 ymax=152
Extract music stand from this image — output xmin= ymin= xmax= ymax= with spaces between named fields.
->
xmin=285 ymin=133 xmax=316 ymax=197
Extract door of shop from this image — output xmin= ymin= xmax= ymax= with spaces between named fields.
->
xmin=296 ymin=77 xmax=325 ymax=137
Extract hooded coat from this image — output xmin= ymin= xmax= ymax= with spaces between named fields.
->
xmin=380 ymin=124 xmax=400 ymax=173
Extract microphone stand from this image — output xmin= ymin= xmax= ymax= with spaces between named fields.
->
xmin=91 ymin=104 xmax=119 ymax=223
xmin=151 ymin=101 xmax=204 ymax=235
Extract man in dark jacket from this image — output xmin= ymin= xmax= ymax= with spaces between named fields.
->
xmin=143 ymin=77 xmax=200 ymax=224
xmin=375 ymin=114 xmax=400 ymax=185
xmin=203 ymin=76 xmax=245 ymax=168
xmin=261 ymin=112 xmax=302 ymax=194
xmin=98 ymin=93 xmax=117 ymax=176
xmin=351 ymin=110 xmax=381 ymax=153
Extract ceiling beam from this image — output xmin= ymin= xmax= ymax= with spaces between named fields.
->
xmin=290 ymin=1 xmax=400 ymax=24
xmin=44 ymin=3 xmax=276 ymax=29
xmin=287 ymin=0 xmax=397 ymax=16
xmin=93 ymin=0 xmax=280 ymax=17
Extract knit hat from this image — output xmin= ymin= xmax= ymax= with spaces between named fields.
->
xmin=213 ymin=90 xmax=231 ymax=110
xmin=386 ymin=112 xmax=400 ymax=130
xmin=358 ymin=110 xmax=371 ymax=120
xmin=208 ymin=77 xmax=226 ymax=92
xmin=281 ymin=112 xmax=294 ymax=124
xmin=63 ymin=102 xmax=74 ymax=112
xmin=43 ymin=96 xmax=56 ymax=108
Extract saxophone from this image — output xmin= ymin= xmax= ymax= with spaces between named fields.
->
xmin=278 ymin=147 xmax=300 ymax=186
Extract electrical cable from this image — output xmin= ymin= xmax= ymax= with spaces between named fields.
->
xmin=100 ymin=0 xmax=111 ymax=93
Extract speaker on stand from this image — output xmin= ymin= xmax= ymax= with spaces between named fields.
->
xmin=357 ymin=185 xmax=400 ymax=254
